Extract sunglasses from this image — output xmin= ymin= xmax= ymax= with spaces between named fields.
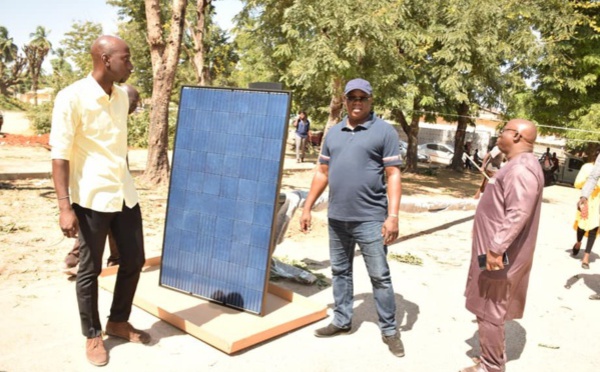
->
xmin=345 ymin=96 xmax=371 ymax=103
xmin=500 ymin=128 xmax=518 ymax=135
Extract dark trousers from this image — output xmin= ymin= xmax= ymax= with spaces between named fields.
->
xmin=73 ymin=203 xmax=145 ymax=338
xmin=577 ymin=226 xmax=599 ymax=254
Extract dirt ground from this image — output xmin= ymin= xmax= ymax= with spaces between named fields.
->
xmin=2 ymin=112 xmax=600 ymax=371
xmin=0 ymin=159 xmax=482 ymax=285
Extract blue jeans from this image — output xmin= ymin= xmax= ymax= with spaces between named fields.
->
xmin=328 ymin=219 xmax=397 ymax=336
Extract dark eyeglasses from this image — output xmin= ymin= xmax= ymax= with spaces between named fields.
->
xmin=345 ymin=96 xmax=371 ymax=103
xmin=500 ymin=128 xmax=518 ymax=135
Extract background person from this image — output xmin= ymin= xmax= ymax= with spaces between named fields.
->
xmin=461 ymin=119 xmax=544 ymax=372
xmin=473 ymin=145 xmax=504 ymax=199
xmin=300 ymin=78 xmax=405 ymax=358
xmin=540 ymin=147 xmax=553 ymax=186
xmin=292 ymin=110 xmax=310 ymax=163
xmin=473 ymin=149 xmax=482 ymax=167
xmin=573 ymin=150 xmax=600 ymax=269
xmin=50 ymin=35 xmax=148 ymax=367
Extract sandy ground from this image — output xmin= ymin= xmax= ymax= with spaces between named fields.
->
xmin=1 ymin=112 xmax=599 ymax=371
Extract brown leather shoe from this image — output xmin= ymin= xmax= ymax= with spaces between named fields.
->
xmin=86 ymin=335 xmax=108 ymax=366
xmin=105 ymin=321 xmax=150 ymax=344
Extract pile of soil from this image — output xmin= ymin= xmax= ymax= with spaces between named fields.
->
xmin=0 ymin=133 xmax=49 ymax=147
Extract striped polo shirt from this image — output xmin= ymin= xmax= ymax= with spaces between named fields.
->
xmin=319 ymin=114 xmax=401 ymax=221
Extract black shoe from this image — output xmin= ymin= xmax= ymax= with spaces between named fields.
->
xmin=314 ymin=323 xmax=351 ymax=338
xmin=572 ymin=242 xmax=581 ymax=256
xmin=382 ymin=332 xmax=405 ymax=357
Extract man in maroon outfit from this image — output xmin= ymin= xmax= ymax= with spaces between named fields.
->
xmin=461 ymin=119 xmax=544 ymax=372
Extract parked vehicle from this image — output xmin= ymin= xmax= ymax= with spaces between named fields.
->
xmin=417 ymin=143 xmax=454 ymax=165
xmin=399 ymin=140 xmax=430 ymax=163
xmin=555 ymin=154 xmax=585 ymax=185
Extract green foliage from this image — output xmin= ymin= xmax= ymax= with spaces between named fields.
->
xmin=127 ymin=107 xmax=177 ymax=149
xmin=60 ymin=21 xmax=103 ymax=77
xmin=204 ymin=28 xmax=240 ymax=87
xmin=117 ymin=20 xmax=153 ymax=97
xmin=0 ymin=26 xmax=18 ymax=63
xmin=26 ymin=102 xmax=53 ymax=134
xmin=530 ymin=1 xmax=600 ymax=144
xmin=127 ymin=109 xmax=150 ymax=148
xmin=48 ymin=48 xmax=77 ymax=91
xmin=0 ymin=26 xmax=25 ymax=96
xmin=0 ymin=94 xmax=26 ymax=111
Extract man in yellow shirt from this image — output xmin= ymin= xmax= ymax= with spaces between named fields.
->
xmin=61 ymin=84 xmax=141 ymax=276
xmin=50 ymin=35 xmax=149 ymax=367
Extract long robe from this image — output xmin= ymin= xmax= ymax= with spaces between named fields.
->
xmin=465 ymin=152 xmax=544 ymax=324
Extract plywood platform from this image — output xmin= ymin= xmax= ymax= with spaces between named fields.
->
xmin=99 ymin=257 xmax=328 ymax=354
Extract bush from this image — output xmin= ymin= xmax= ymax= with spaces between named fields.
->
xmin=127 ymin=110 xmax=150 ymax=148
xmin=0 ymin=95 xmax=27 ymax=111
xmin=18 ymin=99 xmax=178 ymax=149
xmin=127 ymin=108 xmax=178 ymax=149
xmin=27 ymin=102 xmax=53 ymax=134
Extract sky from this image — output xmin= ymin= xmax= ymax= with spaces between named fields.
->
xmin=0 ymin=0 xmax=243 ymax=68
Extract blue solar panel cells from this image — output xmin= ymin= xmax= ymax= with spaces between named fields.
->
xmin=160 ymin=86 xmax=290 ymax=314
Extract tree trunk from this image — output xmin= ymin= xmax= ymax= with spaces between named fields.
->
xmin=191 ymin=0 xmax=211 ymax=86
xmin=31 ymin=75 xmax=38 ymax=106
xmin=392 ymin=97 xmax=421 ymax=173
xmin=323 ymin=77 xmax=344 ymax=138
xmin=23 ymin=44 xmax=48 ymax=106
xmin=451 ymin=101 xmax=469 ymax=171
xmin=144 ymin=0 xmax=188 ymax=185
xmin=0 ymin=56 xmax=26 ymax=97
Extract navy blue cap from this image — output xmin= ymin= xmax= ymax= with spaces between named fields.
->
xmin=344 ymin=78 xmax=372 ymax=96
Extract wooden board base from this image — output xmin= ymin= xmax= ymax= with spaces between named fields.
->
xmin=99 ymin=257 xmax=327 ymax=354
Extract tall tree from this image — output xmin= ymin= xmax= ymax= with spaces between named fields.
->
xmin=431 ymin=0 xmax=541 ymax=170
xmin=188 ymin=0 xmax=212 ymax=85
xmin=237 ymin=0 xmax=405 ymax=131
xmin=379 ymin=1 xmax=440 ymax=172
xmin=145 ymin=0 xmax=189 ymax=184
xmin=49 ymin=48 xmax=75 ymax=91
xmin=24 ymin=26 xmax=52 ymax=105
xmin=0 ymin=26 xmax=18 ymax=63
xmin=108 ymin=0 xmax=154 ymax=96
xmin=60 ymin=21 xmax=103 ymax=77
xmin=531 ymin=1 xmax=600 ymax=149
xmin=0 ymin=26 xmax=25 ymax=96
xmin=203 ymin=27 xmax=239 ymax=86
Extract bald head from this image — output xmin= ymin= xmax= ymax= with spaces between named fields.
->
xmin=497 ymin=118 xmax=537 ymax=159
xmin=508 ymin=118 xmax=537 ymax=144
xmin=91 ymin=36 xmax=125 ymax=67
xmin=90 ymin=35 xmax=133 ymax=91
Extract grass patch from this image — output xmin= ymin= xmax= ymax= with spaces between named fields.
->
xmin=388 ymin=252 xmax=423 ymax=266
xmin=0 ymin=222 xmax=30 ymax=234
xmin=271 ymin=256 xmax=330 ymax=288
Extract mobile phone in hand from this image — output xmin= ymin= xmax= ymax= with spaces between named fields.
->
xmin=478 ymin=252 xmax=509 ymax=270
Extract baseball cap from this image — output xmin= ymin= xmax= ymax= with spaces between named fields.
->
xmin=344 ymin=78 xmax=372 ymax=96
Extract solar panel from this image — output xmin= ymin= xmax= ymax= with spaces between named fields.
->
xmin=160 ymin=86 xmax=291 ymax=314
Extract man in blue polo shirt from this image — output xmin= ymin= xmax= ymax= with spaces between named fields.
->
xmin=300 ymin=78 xmax=404 ymax=357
